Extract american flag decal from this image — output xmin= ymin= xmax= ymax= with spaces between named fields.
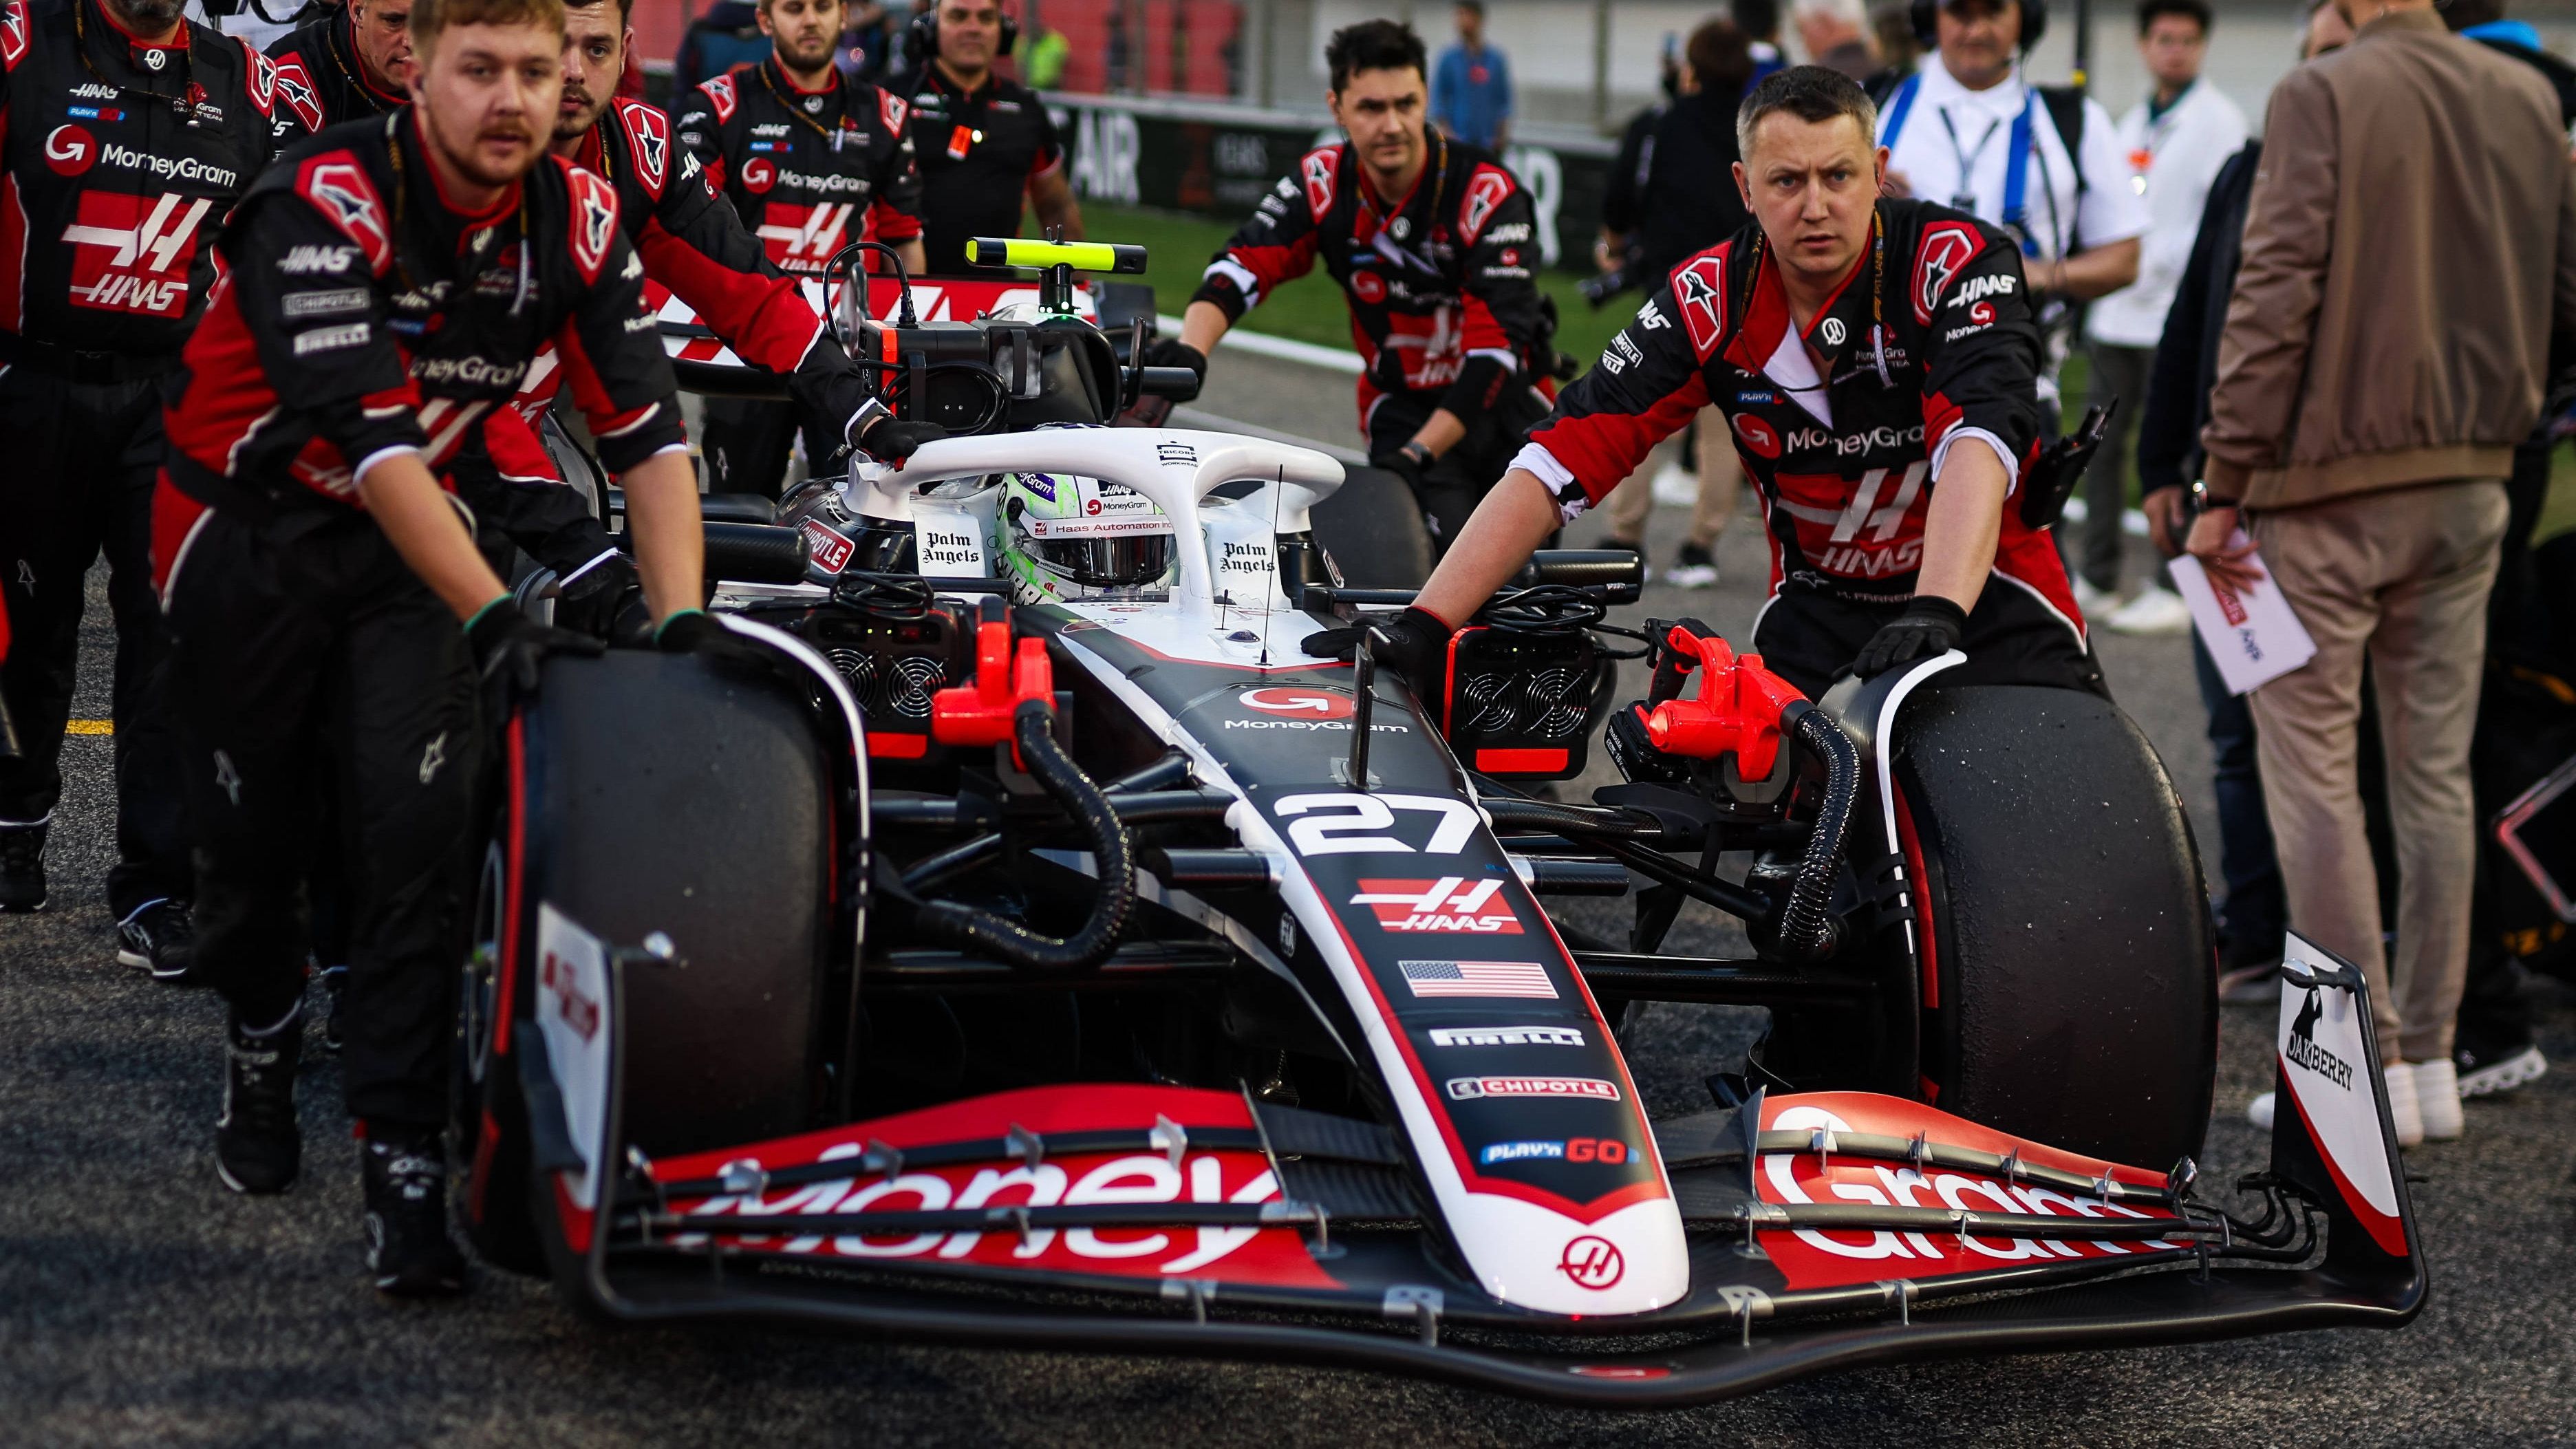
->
xmin=1398 ymin=959 xmax=1556 ymax=1000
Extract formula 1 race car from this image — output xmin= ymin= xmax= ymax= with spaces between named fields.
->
xmin=454 ymin=246 xmax=2423 ymax=1405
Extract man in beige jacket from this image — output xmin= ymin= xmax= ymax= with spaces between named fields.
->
xmin=2191 ymin=0 xmax=2576 ymax=1146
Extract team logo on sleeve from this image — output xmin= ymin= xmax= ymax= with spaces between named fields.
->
xmin=0 ymin=2 xmax=28 ymax=70
xmin=1458 ymin=166 xmax=1512 ymax=244
xmin=699 ymin=72 xmax=738 ymax=125
xmin=270 ymin=56 xmax=323 ymax=133
xmin=566 ymin=167 xmax=620 ymax=281
xmin=878 ymin=88 xmax=908 ymax=132
xmin=297 ymin=155 xmax=391 ymax=270
xmin=1301 ymin=148 xmax=1337 ymax=221
xmin=239 ymin=41 xmax=277 ymax=118
xmin=1671 ymin=252 xmax=1728 ymax=361
xmin=1911 ymin=222 xmax=1981 ymax=326
xmin=618 ymin=103 xmax=669 ymax=195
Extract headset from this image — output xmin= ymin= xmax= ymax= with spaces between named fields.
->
xmin=1907 ymin=0 xmax=2047 ymax=51
xmin=904 ymin=3 xmax=1019 ymax=67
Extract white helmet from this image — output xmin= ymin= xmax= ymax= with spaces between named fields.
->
xmin=993 ymin=470 xmax=1178 ymax=604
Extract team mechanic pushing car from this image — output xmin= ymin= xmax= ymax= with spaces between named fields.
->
xmin=1390 ymin=66 xmax=2099 ymax=700
xmin=155 ymin=0 xmax=728 ymax=1296
xmin=1148 ymin=19 xmax=1554 ymax=555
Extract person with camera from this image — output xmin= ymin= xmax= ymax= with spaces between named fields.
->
xmin=894 ymin=0 xmax=1077 ymax=276
xmin=156 ymin=0 xmax=714 ymax=1294
xmin=1593 ymin=18 xmax=1758 ymax=589
xmin=676 ymin=0 xmax=925 ymax=495
xmin=1152 ymin=20 xmax=1555 ymax=557
xmin=1373 ymin=67 xmax=2097 ymax=705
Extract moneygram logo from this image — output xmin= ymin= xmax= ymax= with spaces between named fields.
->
xmin=100 ymin=144 xmax=237 ymax=188
xmin=1351 ymin=877 xmax=1521 ymax=934
xmin=1241 ymin=687 xmax=1351 ymax=720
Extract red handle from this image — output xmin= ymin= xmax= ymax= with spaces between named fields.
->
xmin=1642 ymin=624 xmax=1805 ymax=777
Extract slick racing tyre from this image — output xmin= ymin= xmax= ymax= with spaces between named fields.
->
xmin=1892 ymin=685 xmax=2216 ymax=1169
xmin=1309 ymin=464 xmax=1436 ymax=588
xmin=460 ymin=648 xmax=834 ymax=1272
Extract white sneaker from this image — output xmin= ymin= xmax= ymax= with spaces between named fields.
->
xmin=2072 ymin=577 xmax=2119 ymax=616
xmin=2383 ymin=1061 xmax=2425 ymax=1147
xmin=2246 ymin=1091 xmax=2275 ymax=1130
xmin=2107 ymin=584 xmax=2193 ymax=636
xmin=2412 ymin=1057 xmax=2464 ymax=1139
xmin=1650 ymin=461 xmax=1697 ymax=507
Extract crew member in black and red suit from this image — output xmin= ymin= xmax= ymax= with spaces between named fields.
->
xmin=897 ymin=0 xmax=1079 ymax=277
xmin=0 ymin=0 xmax=281 ymax=976
xmin=154 ymin=0 xmax=729 ymax=1297
xmin=1154 ymin=20 xmax=1554 ymax=555
xmin=264 ymin=0 xmax=410 ymax=137
xmin=1382 ymin=67 xmax=2096 ymax=703
xmin=676 ymin=0 xmax=923 ymax=495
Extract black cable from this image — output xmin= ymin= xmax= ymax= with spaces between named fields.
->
xmin=1772 ymin=703 xmax=1860 ymax=963
xmin=914 ymin=702 xmax=1136 ymax=971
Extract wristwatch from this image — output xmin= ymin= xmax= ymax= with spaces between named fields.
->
xmin=2189 ymin=477 xmax=2239 ymax=511
xmin=1399 ymin=441 xmax=1432 ymax=468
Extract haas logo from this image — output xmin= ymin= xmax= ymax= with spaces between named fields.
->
xmin=1458 ymin=167 xmax=1512 ymax=244
xmin=1912 ymin=222 xmax=1981 ymax=326
xmin=63 ymin=191 xmax=212 ymax=316
xmin=757 ymin=201 xmax=851 ymax=273
xmin=1301 ymin=149 xmax=1336 ymax=221
xmin=43 ymin=124 xmax=95 ymax=176
xmin=1558 ymin=1236 xmax=1624 ymax=1289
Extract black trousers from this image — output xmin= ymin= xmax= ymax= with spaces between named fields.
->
xmin=0 ymin=364 xmax=191 ymax=914
xmin=167 ymin=510 xmax=482 ymax=1128
xmin=1752 ymin=577 xmax=2108 ymax=702
xmin=1366 ymin=384 xmax=1553 ymax=554
xmin=702 ymin=396 xmax=839 ymax=500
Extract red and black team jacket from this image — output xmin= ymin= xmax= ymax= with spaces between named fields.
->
xmin=160 ymin=111 xmax=683 ymax=557
xmin=1191 ymin=132 xmax=1549 ymax=431
xmin=1521 ymin=200 xmax=2079 ymax=621
xmin=0 ymin=0 xmax=278 ymax=364
xmin=674 ymin=56 xmax=922 ymax=277
xmin=261 ymin=5 xmax=397 ymax=140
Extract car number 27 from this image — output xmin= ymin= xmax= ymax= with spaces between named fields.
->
xmin=1271 ymin=793 xmax=1481 ymax=857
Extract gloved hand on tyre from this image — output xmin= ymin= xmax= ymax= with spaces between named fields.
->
xmin=549 ymin=550 xmax=647 ymax=642
xmin=1852 ymin=594 xmax=1966 ymax=678
xmin=1369 ymin=439 xmax=1435 ymax=497
xmin=466 ymin=596 xmax=604 ymax=720
xmin=654 ymin=608 xmax=776 ymax=673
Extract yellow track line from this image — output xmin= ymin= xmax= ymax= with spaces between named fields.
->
xmin=65 ymin=720 xmax=112 ymax=736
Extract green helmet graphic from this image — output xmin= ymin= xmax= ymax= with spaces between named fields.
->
xmin=994 ymin=470 xmax=1177 ymax=604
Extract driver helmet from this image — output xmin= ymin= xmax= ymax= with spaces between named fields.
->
xmin=995 ymin=471 xmax=1177 ymax=604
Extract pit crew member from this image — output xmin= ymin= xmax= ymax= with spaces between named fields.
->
xmin=1154 ymin=20 xmax=1554 ymax=553
xmin=897 ymin=0 xmax=1079 ymax=277
xmin=265 ymin=0 xmax=412 ymax=136
xmin=676 ymin=0 xmax=923 ymax=496
xmin=155 ymin=0 xmax=712 ymax=1296
xmin=1397 ymin=66 xmax=2096 ymax=702
xmin=0 ymin=0 xmax=282 ymax=976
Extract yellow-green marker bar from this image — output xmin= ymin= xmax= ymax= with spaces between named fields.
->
xmin=965 ymin=237 xmax=1148 ymax=275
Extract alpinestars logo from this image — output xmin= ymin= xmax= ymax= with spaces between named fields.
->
xmin=0 ymin=2 xmax=27 ymax=68
xmin=271 ymin=56 xmax=323 ymax=133
xmin=1911 ymin=222 xmax=1981 ymax=325
xmin=621 ymin=102 xmax=669 ymax=193
xmin=757 ymin=200 xmax=852 ymax=274
xmin=1671 ymin=252 xmax=1728 ymax=361
xmin=2284 ymin=987 xmax=2355 ymax=1091
xmin=62 ymin=191 xmax=211 ymax=316
xmin=568 ymin=171 xmax=619 ymax=279
xmin=1459 ymin=167 xmax=1512 ymax=244
xmin=1301 ymin=149 xmax=1336 ymax=220
xmin=1351 ymin=877 xmax=1521 ymax=934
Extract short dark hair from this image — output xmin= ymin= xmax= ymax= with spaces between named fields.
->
xmin=563 ymin=0 xmax=633 ymax=24
xmin=2441 ymin=0 xmax=2504 ymax=31
xmin=1686 ymin=19 xmax=1754 ymax=94
xmin=2136 ymin=0 xmax=2209 ymax=36
xmin=1454 ymin=0 xmax=1484 ymax=16
xmin=1730 ymin=0 xmax=1781 ymax=40
xmin=1327 ymin=19 xmax=1428 ymax=92
xmin=1736 ymin=63 xmax=1877 ymax=156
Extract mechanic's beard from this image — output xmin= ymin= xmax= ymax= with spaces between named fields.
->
xmin=430 ymin=107 xmax=546 ymax=191
xmin=553 ymin=85 xmax=600 ymax=144
xmin=780 ymin=33 xmax=837 ymax=75
xmin=103 ymin=0 xmax=185 ymax=32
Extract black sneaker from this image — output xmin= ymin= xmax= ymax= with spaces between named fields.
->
xmin=363 ymin=1127 xmax=467 ymax=1298
xmin=215 ymin=1007 xmax=303 ymax=1195
xmin=0 ymin=819 xmax=46 ymax=913
xmin=1668 ymin=542 xmax=1719 ymax=590
xmin=116 ymin=899 xmax=196 ymax=982
xmin=2454 ymin=1022 xmax=2548 ymax=1099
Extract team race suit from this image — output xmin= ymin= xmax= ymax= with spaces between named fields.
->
xmin=261 ymin=3 xmax=398 ymax=140
xmin=1518 ymin=200 xmax=2095 ymax=698
xmin=677 ymin=56 xmax=921 ymax=495
xmin=156 ymin=113 xmax=687 ymax=1128
xmin=0 ymin=0 xmax=279 ymax=918
xmin=1192 ymin=133 xmax=1554 ymax=548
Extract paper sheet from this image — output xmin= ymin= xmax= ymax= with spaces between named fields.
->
xmin=2167 ymin=533 xmax=2317 ymax=696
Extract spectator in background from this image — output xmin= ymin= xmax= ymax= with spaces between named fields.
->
xmin=1735 ymin=0 xmax=1787 ymax=80
xmin=1878 ymin=0 xmax=2145 ymax=470
xmin=2447 ymin=0 xmax=2576 ymax=121
xmin=1795 ymin=0 xmax=1885 ymax=87
xmin=900 ymin=0 xmax=1083 ymax=274
xmin=839 ymin=0 xmax=888 ymax=78
xmin=1431 ymin=1 xmax=1512 ymax=150
xmin=1021 ymin=14 xmax=1069 ymax=88
xmin=1870 ymin=0 xmax=1920 ymax=81
xmin=1594 ymin=19 xmax=1757 ymax=588
xmin=2082 ymin=0 xmax=2246 ymax=634
xmin=2202 ymin=0 xmax=2576 ymax=1147
xmin=680 ymin=0 xmax=772 ymax=92
xmin=2134 ymin=0 xmax=2350 ymax=1013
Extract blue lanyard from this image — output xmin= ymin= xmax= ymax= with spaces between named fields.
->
xmin=1880 ymin=76 xmax=2043 ymax=255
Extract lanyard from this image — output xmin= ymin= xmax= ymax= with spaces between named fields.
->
xmin=1882 ymin=76 xmax=2041 ymax=255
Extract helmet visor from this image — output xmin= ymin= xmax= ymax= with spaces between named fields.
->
xmin=1028 ymin=533 xmax=1174 ymax=590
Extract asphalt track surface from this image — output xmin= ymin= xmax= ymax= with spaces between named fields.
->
xmin=8 ymin=351 xmax=2576 ymax=1446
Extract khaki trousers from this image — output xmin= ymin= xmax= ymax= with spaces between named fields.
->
xmin=1604 ymin=405 xmax=1741 ymax=548
xmin=2247 ymin=480 xmax=2509 ymax=1064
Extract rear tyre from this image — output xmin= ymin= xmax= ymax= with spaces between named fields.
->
xmin=1310 ymin=464 xmax=1435 ymax=588
xmin=1894 ymin=685 xmax=2215 ymax=1169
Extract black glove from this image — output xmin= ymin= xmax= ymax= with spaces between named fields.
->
xmin=1371 ymin=440 xmax=1433 ymax=497
xmin=856 ymin=411 xmax=947 ymax=464
xmin=1852 ymin=595 xmax=1968 ymax=679
xmin=655 ymin=607 xmax=773 ymax=672
xmin=1141 ymin=337 xmax=1208 ymax=389
xmin=1301 ymin=605 xmax=1454 ymax=699
xmin=549 ymin=549 xmax=641 ymax=641
xmin=466 ymin=597 xmax=604 ymax=721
